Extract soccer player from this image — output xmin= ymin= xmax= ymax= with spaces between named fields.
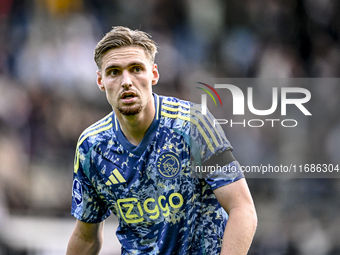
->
xmin=66 ymin=26 xmax=257 ymax=255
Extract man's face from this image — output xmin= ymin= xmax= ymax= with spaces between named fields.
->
xmin=97 ymin=46 xmax=159 ymax=116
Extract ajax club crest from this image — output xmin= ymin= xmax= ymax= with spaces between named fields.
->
xmin=157 ymin=152 xmax=181 ymax=179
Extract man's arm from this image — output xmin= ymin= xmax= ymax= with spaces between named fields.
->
xmin=213 ymin=178 xmax=257 ymax=255
xmin=66 ymin=220 xmax=104 ymax=255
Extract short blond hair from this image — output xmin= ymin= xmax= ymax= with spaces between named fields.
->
xmin=94 ymin=26 xmax=158 ymax=69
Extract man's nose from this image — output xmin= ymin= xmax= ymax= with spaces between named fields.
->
xmin=121 ymin=70 xmax=132 ymax=88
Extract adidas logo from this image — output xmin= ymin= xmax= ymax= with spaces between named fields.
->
xmin=105 ymin=168 xmax=126 ymax=185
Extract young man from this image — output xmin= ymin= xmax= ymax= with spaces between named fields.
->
xmin=66 ymin=26 xmax=257 ymax=255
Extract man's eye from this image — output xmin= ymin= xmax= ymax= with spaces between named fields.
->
xmin=134 ymin=67 xmax=141 ymax=73
xmin=110 ymin=70 xmax=119 ymax=76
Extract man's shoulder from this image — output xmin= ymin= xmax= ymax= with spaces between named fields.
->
xmin=160 ymin=95 xmax=193 ymax=108
xmin=76 ymin=112 xmax=113 ymax=151
xmin=159 ymin=94 xmax=229 ymax=153
xmin=159 ymin=95 xmax=202 ymax=116
xmin=159 ymin=94 xmax=208 ymax=122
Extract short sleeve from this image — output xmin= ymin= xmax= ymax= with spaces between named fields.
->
xmin=189 ymin=105 xmax=244 ymax=189
xmin=71 ymin=144 xmax=111 ymax=223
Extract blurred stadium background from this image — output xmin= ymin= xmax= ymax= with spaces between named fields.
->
xmin=0 ymin=0 xmax=340 ymax=254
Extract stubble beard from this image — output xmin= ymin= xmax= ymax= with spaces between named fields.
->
xmin=117 ymin=104 xmax=143 ymax=116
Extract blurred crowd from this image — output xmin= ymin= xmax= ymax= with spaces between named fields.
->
xmin=1 ymin=0 xmax=340 ymax=254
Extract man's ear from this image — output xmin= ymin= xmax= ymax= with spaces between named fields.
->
xmin=96 ymin=70 xmax=106 ymax=92
xmin=151 ymin=64 xmax=159 ymax=86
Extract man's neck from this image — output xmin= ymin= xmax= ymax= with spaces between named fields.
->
xmin=115 ymin=99 xmax=155 ymax=146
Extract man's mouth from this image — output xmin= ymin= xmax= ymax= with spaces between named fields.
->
xmin=123 ymin=95 xmax=134 ymax=99
xmin=120 ymin=91 xmax=137 ymax=103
